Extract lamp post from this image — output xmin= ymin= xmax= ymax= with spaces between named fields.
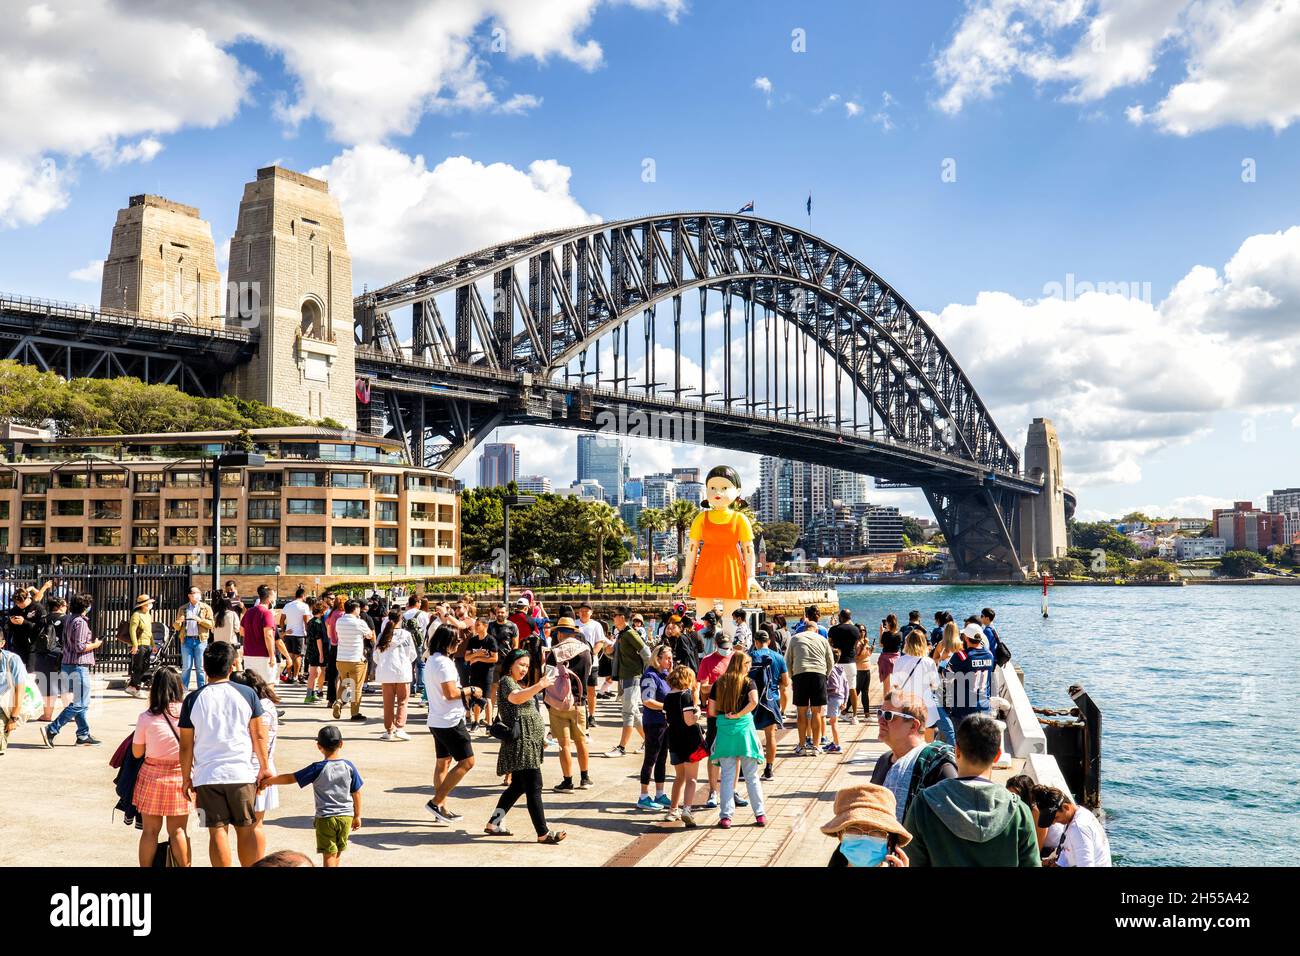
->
xmin=501 ymin=493 xmax=535 ymax=607
xmin=210 ymin=450 xmax=265 ymax=597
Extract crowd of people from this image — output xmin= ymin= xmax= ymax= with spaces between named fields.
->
xmin=0 ymin=576 xmax=1110 ymax=868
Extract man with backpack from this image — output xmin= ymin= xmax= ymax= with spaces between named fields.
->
xmin=400 ymin=595 xmax=430 ymax=698
xmin=870 ymin=692 xmax=958 ymax=822
xmin=546 ymin=618 xmax=592 ymax=791
xmin=748 ymin=630 xmax=788 ymax=781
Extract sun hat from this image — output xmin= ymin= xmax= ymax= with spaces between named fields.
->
xmin=552 ymin=616 xmax=579 ymax=633
xmin=134 ymin=593 xmax=154 ymax=610
xmin=820 ymin=784 xmax=912 ymax=845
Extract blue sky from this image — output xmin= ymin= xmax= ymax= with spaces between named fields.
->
xmin=2 ymin=0 xmax=1298 ymax=520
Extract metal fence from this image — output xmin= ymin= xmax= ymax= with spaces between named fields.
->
xmin=3 ymin=564 xmax=192 ymax=674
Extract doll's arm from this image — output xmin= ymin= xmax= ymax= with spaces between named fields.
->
xmin=678 ymin=538 xmax=699 ymax=592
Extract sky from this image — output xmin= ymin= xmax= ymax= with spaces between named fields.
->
xmin=1 ymin=0 xmax=1298 ymax=521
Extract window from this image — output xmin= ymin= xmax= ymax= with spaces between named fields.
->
xmin=22 ymin=475 xmax=48 ymax=495
xmin=248 ymin=527 xmax=280 ymax=548
xmin=332 ymin=554 xmax=368 ymax=574
xmin=411 ymin=529 xmax=432 ymax=549
xmin=21 ymin=501 xmax=45 ymax=522
xmin=133 ymin=499 xmax=160 ymax=521
xmin=438 ymin=504 xmax=456 ymax=524
xmin=136 ymin=472 xmax=163 ymax=493
xmin=166 ymin=500 xmax=199 ymax=519
xmin=92 ymin=528 xmax=122 ymax=547
xmin=332 ymin=527 xmax=368 ymax=547
xmin=133 ymin=527 xmax=159 ymax=548
xmin=220 ymin=471 xmax=242 ymax=487
xmin=169 ymin=471 xmax=202 ymax=488
xmin=54 ymin=500 xmax=85 ymax=517
xmin=20 ymin=528 xmax=44 ymax=548
xmin=248 ymin=500 xmax=281 ymax=521
xmin=55 ymin=473 xmax=89 ymax=489
xmin=331 ymin=499 xmax=368 ymax=520
xmin=319 ymin=443 xmax=352 ymax=461
xmin=203 ymin=527 xmax=238 ymax=547
xmin=166 ymin=527 xmax=198 ymax=547
xmin=374 ymin=553 xmax=398 ymax=568
xmin=287 ymin=499 xmax=325 ymax=516
xmin=0 ymin=474 xmax=13 ymax=490
xmin=376 ymin=501 xmax=398 ymax=522
xmin=0 ymin=501 xmax=8 ymax=521
xmin=301 ymin=298 xmax=324 ymax=338
xmin=250 ymin=471 xmax=283 ymax=492
xmin=0 ymin=528 xmax=7 ymax=550
xmin=204 ymin=499 xmax=238 ymax=519
xmin=373 ymin=474 xmax=398 ymax=495
xmin=286 ymin=554 xmax=325 ymax=574
xmin=54 ymin=528 xmax=83 ymax=544
xmin=286 ymin=526 xmax=325 ymax=542
xmin=375 ymin=527 xmax=397 ymax=549
xmin=329 ymin=471 xmax=367 ymax=488
xmin=287 ymin=470 xmax=325 ymax=487
xmin=91 ymin=500 xmax=123 ymax=520
xmin=406 ymin=474 xmax=434 ymax=490
xmin=96 ymin=472 xmax=127 ymax=488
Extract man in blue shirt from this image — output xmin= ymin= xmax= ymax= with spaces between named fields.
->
xmin=979 ymin=607 xmax=1000 ymax=663
xmin=791 ymin=605 xmax=828 ymax=637
xmin=946 ymin=623 xmax=996 ymax=731
xmin=748 ymin=630 xmax=789 ymax=780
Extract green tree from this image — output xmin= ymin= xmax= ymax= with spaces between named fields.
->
xmin=1220 ymin=550 xmax=1265 ymax=578
xmin=1042 ymin=556 xmax=1085 ymax=578
xmin=902 ymin=516 xmax=926 ymax=542
xmin=587 ymin=502 xmax=627 ymax=588
xmin=1132 ymin=558 xmax=1178 ymax=581
xmin=762 ymin=521 xmax=800 ymax=560
xmin=1070 ymin=521 xmax=1141 ymax=558
xmin=665 ymin=498 xmax=700 ymax=577
xmin=638 ymin=507 xmax=667 ymax=582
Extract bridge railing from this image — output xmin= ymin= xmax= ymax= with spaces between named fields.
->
xmin=0 ymin=291 xmax=254 ymax=343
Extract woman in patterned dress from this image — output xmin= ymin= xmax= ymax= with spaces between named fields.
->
xmin=131 ymin=666 xmax=192 ymax=866
xmin=484 ymin=649 xmax=567 ymax=844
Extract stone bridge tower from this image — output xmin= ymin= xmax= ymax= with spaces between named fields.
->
xmin=225 ymin=166 xmax=356 ymax=428
xmin=1018 ymin=417 xmax=1068 ymax=573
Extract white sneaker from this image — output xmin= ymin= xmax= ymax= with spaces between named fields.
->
xmin=848 ymin=714 xmax=858 ymax=726
xmin=379 ymin=731 xmax=394 ymax=741
xmin=393 ymin=729 xmax=411 ymax=741
xmin=663 ymin=808 xmax=681 ymax=822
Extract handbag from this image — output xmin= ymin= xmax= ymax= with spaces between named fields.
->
xmin=488 ymin=711 xmax=521 ymax=743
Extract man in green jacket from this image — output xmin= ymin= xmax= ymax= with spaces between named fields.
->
xmin=902 ymin=714 xmax=1040 ymax=867
xmin=606 ymin=606 xmax=647 ymax=758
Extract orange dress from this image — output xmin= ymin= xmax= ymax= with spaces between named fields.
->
xmin=688 ymin=509 xmax=754 ymax=601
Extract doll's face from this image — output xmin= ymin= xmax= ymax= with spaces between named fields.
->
xmin=705 ymin=476 xmax=739 ymax=510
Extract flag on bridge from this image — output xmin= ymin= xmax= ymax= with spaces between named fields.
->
xmin=355 ymin=378 xmax=371 ymax=404
xmin=738 ymin=200 xmax=754 ymax=214
xmin=806 ymin=193 xmax=812 ymax=216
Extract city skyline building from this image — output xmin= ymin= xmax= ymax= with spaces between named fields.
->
xmin=478 ymin=443 xmax=519 ymax=489
xmin=576 ymin=435 xmax=625 ymax=505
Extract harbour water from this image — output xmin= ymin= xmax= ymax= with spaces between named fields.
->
xmin=836 ymin=583 xmax=1297 ymax=866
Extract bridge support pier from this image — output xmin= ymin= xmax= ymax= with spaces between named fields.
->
xmin=926 ymin=485 xmax=1027 ymax=581
xmin=1017 ymin=417 xmax=1068 ymax=574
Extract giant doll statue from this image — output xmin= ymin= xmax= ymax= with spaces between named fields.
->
xmin=677 ymin=465 xmax=762 ymax=635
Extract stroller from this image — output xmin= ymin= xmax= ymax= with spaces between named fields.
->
xmin=137 ymin=622 xmax=176 ymax=692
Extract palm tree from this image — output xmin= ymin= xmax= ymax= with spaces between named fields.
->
xmin=666 ymin=498 xmax=700 ymax=577
xmin=587 ymin=503 xmax=625 ymax=589
xmin=637 ymin=507 xmax=667 ymax=584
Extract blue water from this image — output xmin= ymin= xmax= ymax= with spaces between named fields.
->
xmin=836 ymin=584 xmax=1299 ymax=866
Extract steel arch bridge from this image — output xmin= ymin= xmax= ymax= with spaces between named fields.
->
xmin=352 ymin=213 xmax=1051 ymax=580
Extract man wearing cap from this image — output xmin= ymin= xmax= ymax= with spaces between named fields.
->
xmin=546 ymin=618 xmax=593 ymax=791
xmin=946 ymin=622 xmax=996 ymax=730
xmin=606 ymin=606 xmax=647 ymax=758
xmin=173 ymin=586 xmax=214 ymax=691
xmin=508 ymin=597 xmax=543 ymax=642
xmin=125 ymin=593 xmax=154 ymax=697
xmin=821 ymin=784 xmax=912 ymax=867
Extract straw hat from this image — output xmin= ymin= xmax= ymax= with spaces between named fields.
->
xmin=819 ymin=784 xmax=912 ymax=845
xmin=134 ymin=593 xmax=154 ymax=610
xmin=552 ymin=616 xmax=579 ymax=632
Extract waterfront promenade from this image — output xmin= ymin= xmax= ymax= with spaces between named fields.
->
xmin=0 ymin=664 xmax=1025 ymax=868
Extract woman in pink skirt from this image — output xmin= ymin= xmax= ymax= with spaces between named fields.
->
xmin=132 ymin=666 xmax=192 ymax=866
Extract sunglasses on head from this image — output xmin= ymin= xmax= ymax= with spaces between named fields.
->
xmin=878 ymin=709 xmax=918 ymax=724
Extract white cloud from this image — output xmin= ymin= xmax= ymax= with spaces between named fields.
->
xmin=934 ymin=0 xmax=1300 ymax=135
xmin=927 ymin=223 xmax=1300 ymax=489
xmin=753 ymin=76 xmax=773 ymax=95
xmin=844 ymin=100 xmax=862 ymax=117
xmin=0 ymin=0 xmax=680 ymax=228
xmin=308 ymin=144 xmax=602 ymax=286
xmin=68 ymin=259 xmax=103 ymax=283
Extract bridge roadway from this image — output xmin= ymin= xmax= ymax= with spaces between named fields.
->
xmin=354 ymin=345 xmax=1043 ymax=496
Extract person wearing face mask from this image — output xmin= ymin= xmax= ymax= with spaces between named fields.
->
xmin=821 ymin=784 xmax=911 ymax=867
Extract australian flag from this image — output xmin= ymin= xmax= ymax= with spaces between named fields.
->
xmin=806 ymin=193 xmax=812 ymax=215
xmin=738 ymin=200 xmax=754 ymax=214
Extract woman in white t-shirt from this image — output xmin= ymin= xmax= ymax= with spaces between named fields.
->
xmin=374 ymin=610 xmax=418 ymax=741
xmin=892 ymin=630 xmax=941 ymax=739
xmin=232 ymin=669 xmax=280 ymax=817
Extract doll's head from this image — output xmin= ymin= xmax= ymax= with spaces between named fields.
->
xmin=701 ymin=465 xmax=743 ymax=512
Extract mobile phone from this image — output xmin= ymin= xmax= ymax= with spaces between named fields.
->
xmin=887 ymin=833 xmax=898 ymax=853
xmin=544 ymin=664 xmax=558 ymax=679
